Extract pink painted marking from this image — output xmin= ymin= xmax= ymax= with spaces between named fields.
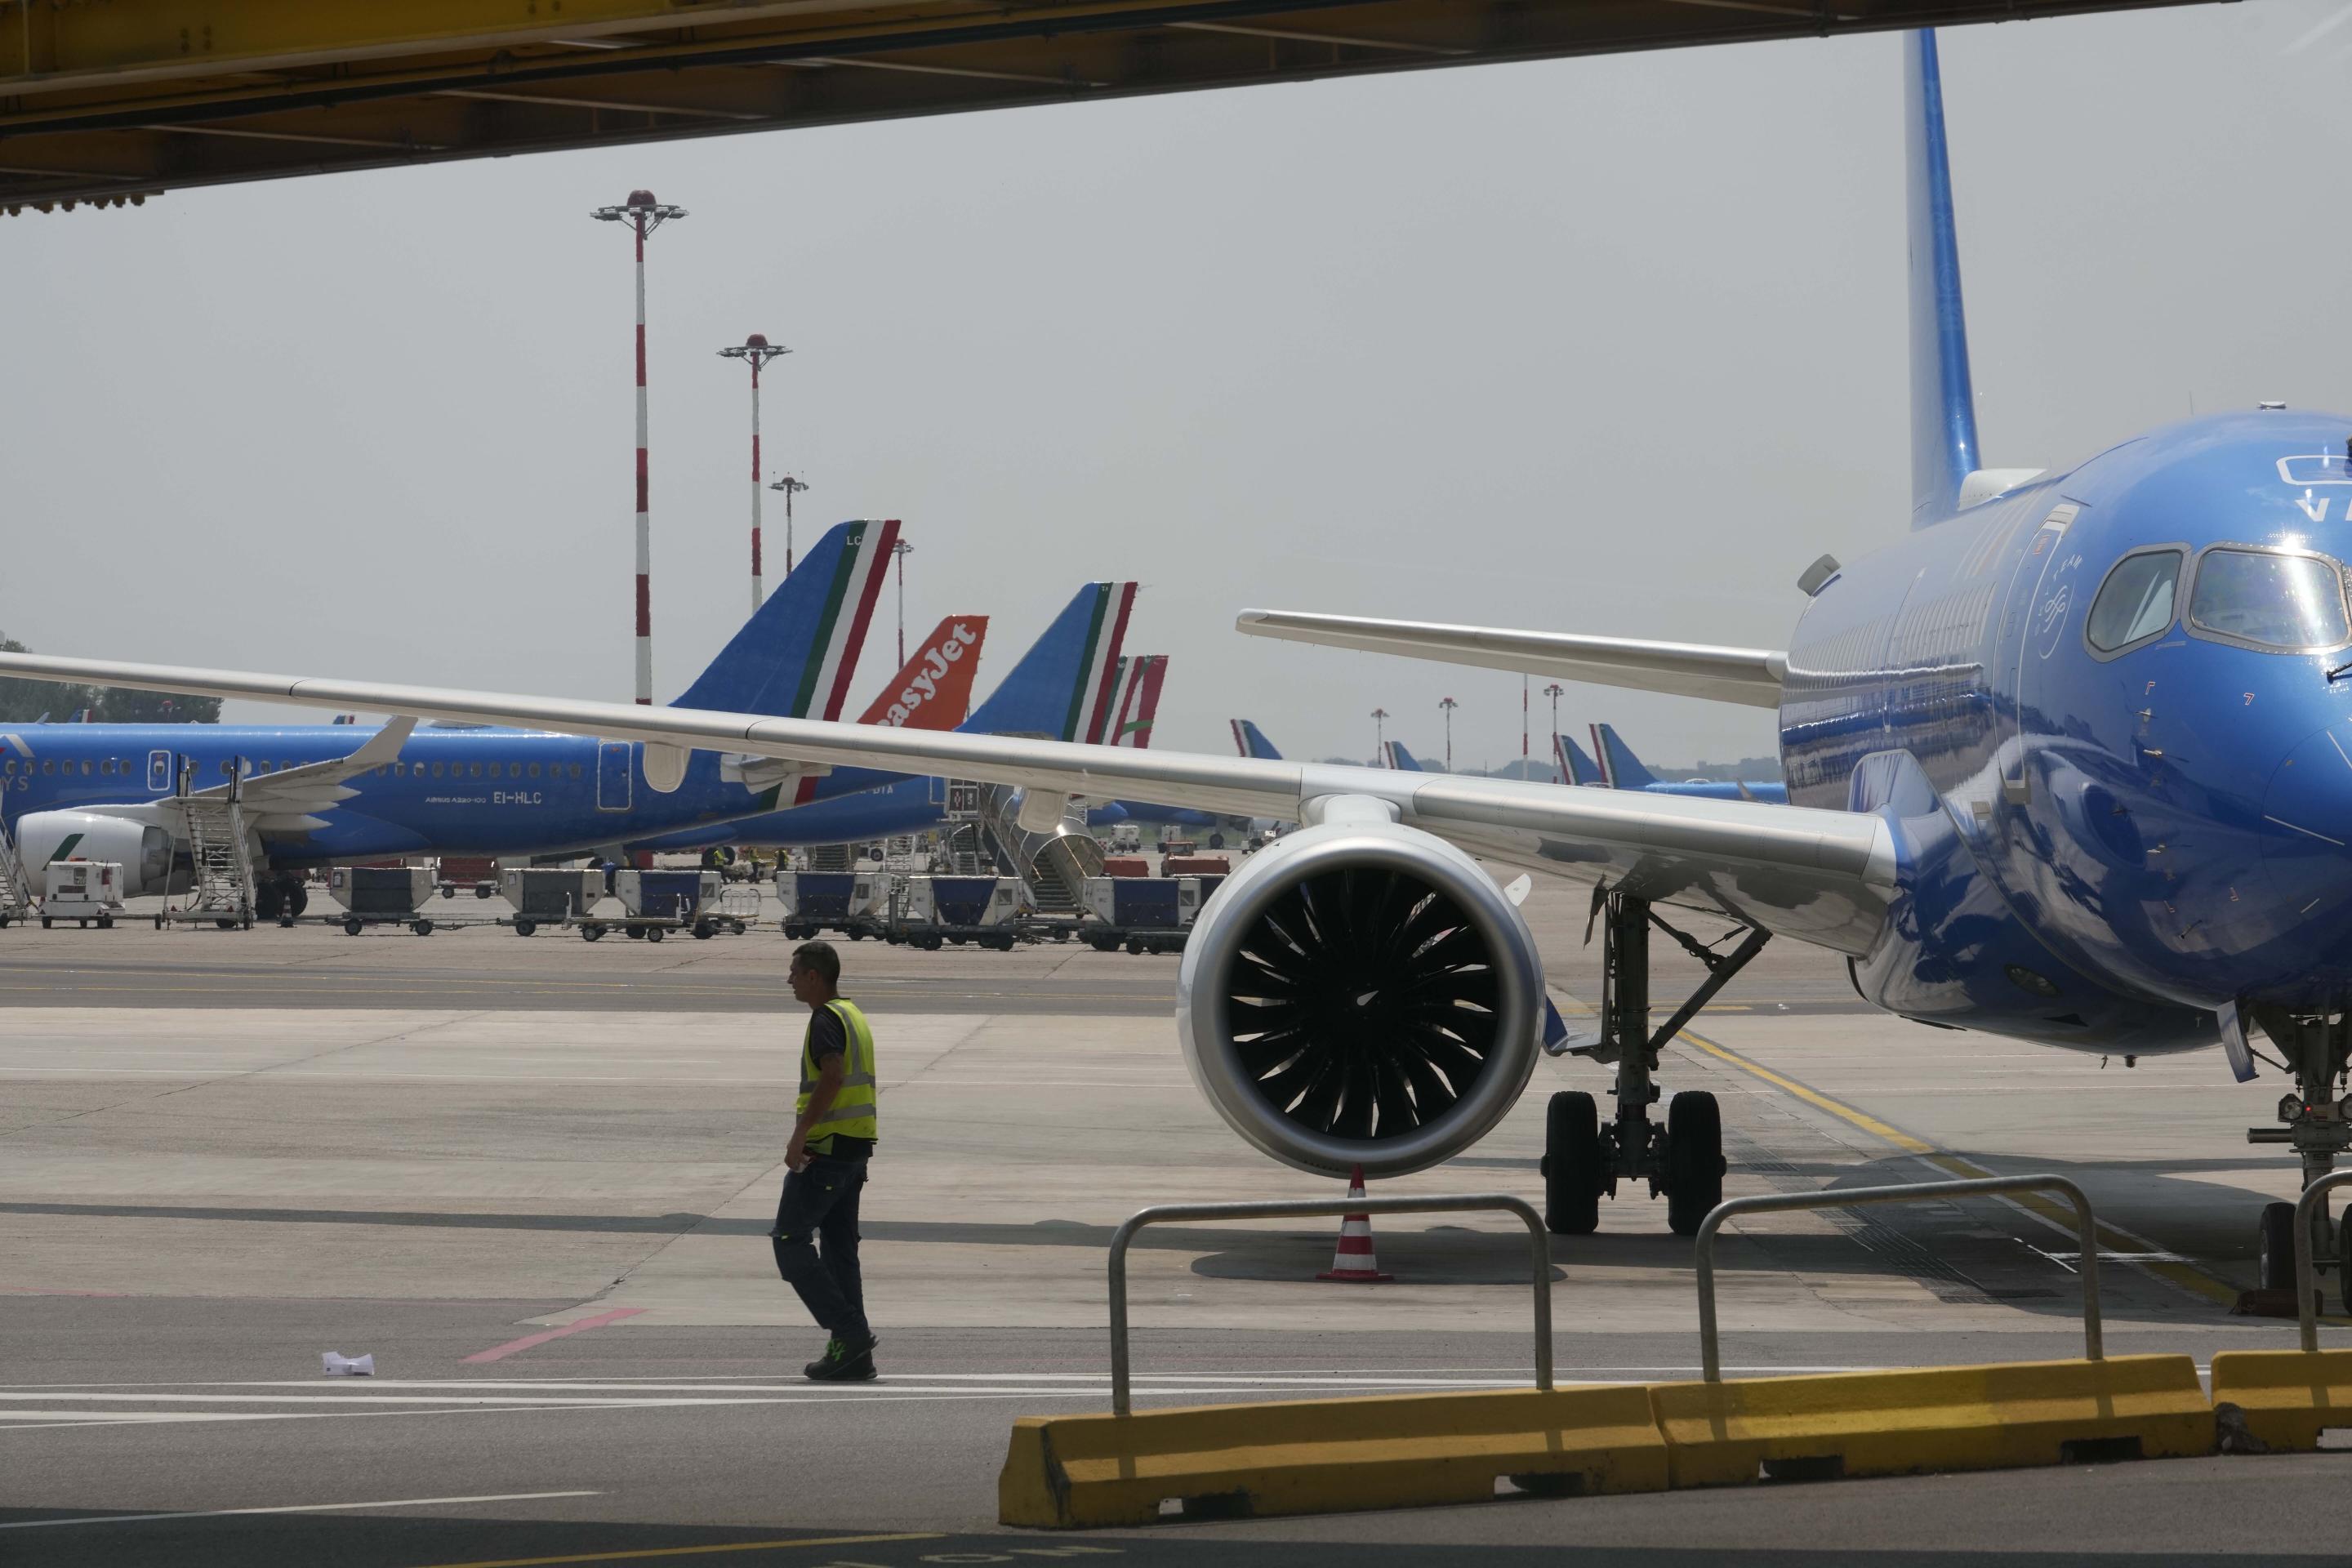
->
xmin=463 ymin=1306 xmax=646 ymax=1365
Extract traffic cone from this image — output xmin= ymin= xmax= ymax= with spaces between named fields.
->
xmin=1316 ymin=1165 xmax=1393 ymax=1282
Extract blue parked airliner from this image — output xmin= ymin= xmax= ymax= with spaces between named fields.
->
xmin=22 ymin=33 xmax=2352 ymax=1285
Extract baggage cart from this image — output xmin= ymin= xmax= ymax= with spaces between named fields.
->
xmin=572 ymin=869 xmax=746 ymax=942
xmin=499 ymin=866 xmax=605 ymax=937
xmin=324 ymin=865 xmax=479 ymax=935
xmin=776 ymin=871 xmax=892 ymax=941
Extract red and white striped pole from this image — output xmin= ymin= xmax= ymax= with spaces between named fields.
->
xmin=720 ymin=334 xmax=791 ymax=614
xmin=593 ymin=189 xmax=686 ymax=705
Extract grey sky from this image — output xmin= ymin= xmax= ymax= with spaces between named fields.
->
xmin=2 ymin=0 xmax=2343 ymax=772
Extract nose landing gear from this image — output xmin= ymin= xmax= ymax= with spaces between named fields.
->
xmin=2245 ymin=1006 xmax=2352 ymax=1305
xmin=1539 ymin=888 xmax=1769 ymax=1236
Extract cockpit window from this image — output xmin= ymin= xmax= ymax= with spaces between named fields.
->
xmin=2087 ymin=550 xmax=2182 ymax=653
xmin=2187 ymin=547 xmax=2350 ymax=652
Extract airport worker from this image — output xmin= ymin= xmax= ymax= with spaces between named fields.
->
xmin=773 ymin=939 xmax=880 ymax=1382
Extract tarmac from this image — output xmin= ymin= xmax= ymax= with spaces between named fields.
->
xmin=3 ymin=876 xmax=2346 ymax=1563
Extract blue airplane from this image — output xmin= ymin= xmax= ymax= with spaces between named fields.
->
xmin=1382 ymin=739 xmax=1425 ymax=771
xmin=628 ymin=582 xmax=1138 ymax=853
xmin=2 ymin=519 xmax=899 ymax=918
xmin=30 ymin=33 xmax=2352 ymax=1278
xmin=1588 ymin=723 xmax=1788 ymax=804
xmin=1554 ymin=729 xmax=1606 ymax=786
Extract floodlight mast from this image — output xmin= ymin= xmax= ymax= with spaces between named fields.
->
xmin=718 ymin=333 xmax=791 ymax=612
xmin=1439 ymin=696 xmax=1459 ymax=773
xmin=1543 ymin=684 xmax=1565 ymax=780
xmin=590 ymin=189 xmax=686 ymax=705
xmin=769 ymin=474 xmax=809 ymax=576
xmin=1370 ymin=707 xmax=1388 ymax=765
xmin=890 ymin=537 xmax=915 ymax=666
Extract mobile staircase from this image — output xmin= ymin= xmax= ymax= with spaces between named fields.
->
xmin=0 ymin=820 xmax=33 ymax=928
xmin=158 ymin=760 xmax=256 ymax=929
xmin=978 ymin=784 xmax=1102 ymax=917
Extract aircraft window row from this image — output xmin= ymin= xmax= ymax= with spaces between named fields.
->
xmin=2088 ymin=544 xmax=2352 ymax=656
xmin=6 ymin=758 xmax=119 ymax=776
xmin=365 ymin=760 xmax=583 ymax=780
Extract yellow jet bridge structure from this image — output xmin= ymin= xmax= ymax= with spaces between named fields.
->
xmin=2 ymin=0 xmax=2223 ymax=212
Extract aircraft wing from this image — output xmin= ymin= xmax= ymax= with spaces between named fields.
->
xmin=1235 ymin=610 xmax=1786 ymax=708
xmin=174 ymin=715 xmax=417 ymax=831
xmin=0 ymin=653 xmax=1889 ymax=953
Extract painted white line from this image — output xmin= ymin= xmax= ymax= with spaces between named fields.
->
xmin=0 ymin=1490 xmax=599 ymax=1530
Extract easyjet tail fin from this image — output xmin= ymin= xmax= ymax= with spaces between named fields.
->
xmin=857 ymin=616 xmax=988 ymax=730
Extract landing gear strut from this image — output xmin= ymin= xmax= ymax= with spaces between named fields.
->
xmin=1540 ymin=889 xmax=1769 ymax=1236
xmin=2246 ymin=1006 xmax=2352 ymax=1300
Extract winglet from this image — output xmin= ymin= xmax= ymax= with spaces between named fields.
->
xmin=1906 ymin=29 xmax=1980 ymax=528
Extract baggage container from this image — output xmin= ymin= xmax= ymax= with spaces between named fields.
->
xmin=437 ymin=854 xmax=501 ymax=900
xmin=501 ymin=867 xmax=604 ymax=933
xmin=776 ymin=871 xmax=892 ymax=939
xmin=616 ymin=869 xmax=719 ymax=920
xmin=41 ymin=860 xmax=123 ymax=928
xmin=1161 ymin=855 xmax=1230 ymax=877
xmin=1099 ymin=856 xmax=1152 ymax=878
xmin=893 ymin=874 xmax=1022 ymax=950
xmin=1080 ymin=875 xmax=1203 ymax=953
xmin=332 ymin=865 xmax=435 ymax=919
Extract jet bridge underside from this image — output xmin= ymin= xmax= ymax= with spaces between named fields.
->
xmin=0 ymin=0 xmax=2224 ymax=212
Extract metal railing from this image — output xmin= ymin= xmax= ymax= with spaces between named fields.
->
xmin=2292 ymin=1171 xmax=2352 ymax=1352
xmin=1694 ymin=1174 xmax=2102 ymax=1382
xmin=1107 ymin=1193 xmax=1552 ymax=1417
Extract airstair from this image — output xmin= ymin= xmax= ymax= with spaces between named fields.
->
xmin=806 ymin=844 xmax=853 ymax=874
xmin=0 ymin=820 xmax=33 ymax=926
xmin=978 ymin=785 xmax=1103 ymax=915
xmin=936 ymin=823 xmax=992 ymax=877
xmin=162 ymin=761 xmax=256 ymax=927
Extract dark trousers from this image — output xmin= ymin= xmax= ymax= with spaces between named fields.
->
xmin=770 ymin=1154 xmax=871 ymax=1343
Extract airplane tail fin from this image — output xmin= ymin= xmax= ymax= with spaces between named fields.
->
xmin=1230 ymin=719 xmax=1283 ymax=761
xmin=1591 ymin=723 xmax=1659 ymax=790
xmin=1554 ymin=731 xmax=1605 ymax=786
xmin=1906 ymin=29 xmax=1980 ymax=528
xmin=1383 ymin=740 xmax=1425 ymax=772
xmin=855 ymin=615 xmax=989 ymax=731
xmin=1106 ymin=655 xmax=1167 ymax=749
xmin=671 ymin=519 xmax=898 ymax=720
xmin=961 ymin=582 xmax=1137 ymax=742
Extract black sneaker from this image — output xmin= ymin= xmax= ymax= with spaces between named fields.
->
xmin=805 ymin=1334 xmax=879 ymax=1383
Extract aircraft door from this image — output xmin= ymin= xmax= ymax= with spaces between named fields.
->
xmin=596 ymin=743 xmax=633 ymax=812
xmin=1996 ymin=502 xmax=2081 ymax=805
xmin=146 ymin=750 xmax=172 ymax=792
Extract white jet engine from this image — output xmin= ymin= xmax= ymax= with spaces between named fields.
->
xmin=1174 ymin=814 xmax=1544 ymax=1178
xmin=13 ymin=807 xmax=176 ymax=897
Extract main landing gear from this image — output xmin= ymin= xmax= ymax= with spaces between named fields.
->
xmin=252 ymin=874 xmax=309 ymax=925
xmin=2245 ymin=1006 xmax=2352 ymax=1307
xmin=1541 ymin=888 xmax=1771 ymax=1237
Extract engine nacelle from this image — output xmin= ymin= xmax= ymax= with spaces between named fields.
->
xmin=13 ymin=808 xmax=176 ymax=897
xmin=1175 ymin=817 xmax=1544 ymax=1178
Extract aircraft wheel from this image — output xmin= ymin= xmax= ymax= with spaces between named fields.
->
xmin=2259 ymin=1200 xmax=2301 ymax=1293
xmin=1664 ymin=1091 xmax=1726 ymax=1237
xmin=412 ymin=919 xmax=434 ymax=937
xmin=514 ymin=920 xmax=537 ymax=938
xmin=345 ymin=918 xmax=364 ymax=937
xmin=287 ymin=884 xmax=309 ymax=919
xmin=1543 ymin=1090 xmax=1604 ymax=1236
xmin=646 ymin=925 xmax=666 ymax=942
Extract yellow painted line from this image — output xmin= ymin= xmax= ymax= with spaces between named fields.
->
xmin=1678 ymin=1027 xmax=2246 ymax=1312
xmin=407 ymin=1531 xmax=943 ymax=1568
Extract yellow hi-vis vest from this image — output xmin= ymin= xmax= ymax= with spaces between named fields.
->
xmin=797 ymin=998 xmax=878 ymax=1151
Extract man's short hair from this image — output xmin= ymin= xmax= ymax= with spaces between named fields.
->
xmin=791 ymin=939 xmax=840 ymax=987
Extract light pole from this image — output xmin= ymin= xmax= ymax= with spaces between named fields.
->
xmin=890 ymin=537 xmax=915 ymax=666
xmin=1544 ymin=684 xmax=1566 ymax=779
xmin=1370 ymin=707 xmax=1388 ymax=765
xmin=718 ymin=333 xmax=790 ymax=613
xmin=1439 ymin=697 xmax=1458 ymax=773
xmin=1522 ymin=675 xmax=1530 ymax=778
xmin=590 ymin=189 xmax=687 ymax=705
xmin=768 ymin=474 xmax=809 ymax=577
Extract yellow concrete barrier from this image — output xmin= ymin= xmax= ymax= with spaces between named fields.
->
xmin=2210 ymin=1348 xmax=2352 ymax=1451
xmin=1649 ymin=1355 xmax=2212 ymax=1489
xmin=998 ymin=1385 xmax=1668 ymax=1529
